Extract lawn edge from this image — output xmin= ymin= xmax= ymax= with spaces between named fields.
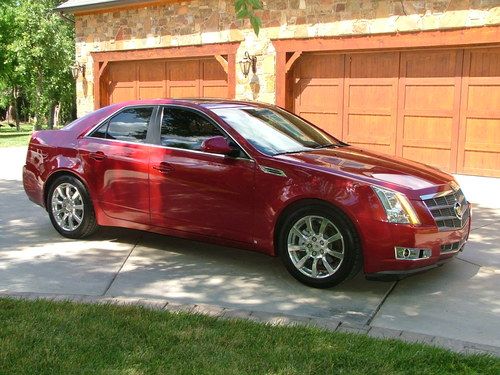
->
xmin=1 ymin=291 xmax=499 ymax=358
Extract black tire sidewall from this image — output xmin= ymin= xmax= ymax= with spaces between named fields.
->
xmin=46 ymin=175 xmax=96 ymax=239
xmin=278 ymin=204 xmax=360 ymax=288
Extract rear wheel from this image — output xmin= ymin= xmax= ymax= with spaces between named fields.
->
xmin=47 ymin=175 xmax=98 ymax=239
xmin=278 ymin=205 xmax=362 ymax=288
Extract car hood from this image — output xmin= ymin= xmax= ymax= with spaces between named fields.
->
xmin=274 ymin=146 xmax=454 ymax=196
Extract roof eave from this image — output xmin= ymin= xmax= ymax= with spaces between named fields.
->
xmin=56 ymin=0 xmax=145 ymax=14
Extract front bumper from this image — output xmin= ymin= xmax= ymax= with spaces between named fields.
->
xmin=361 ymin=210 xmax=471 ymax=275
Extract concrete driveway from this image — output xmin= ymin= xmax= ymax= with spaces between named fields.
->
xmin=1 ymin=147 xmax=499 ymax=348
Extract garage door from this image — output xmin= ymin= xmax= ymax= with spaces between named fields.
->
xmin=105 ymin=57 xmax=228 ymax=105
xmin=291 ymin=47 xmax=500 ymax=177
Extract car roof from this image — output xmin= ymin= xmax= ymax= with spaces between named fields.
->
xmin=112 ymin=98 xmax=271 ymax=111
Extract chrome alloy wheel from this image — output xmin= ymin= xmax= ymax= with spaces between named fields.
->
xmin=51 ymin=182 xmax=84 ymax=231
xmin=287 ymin=215 xmax=345 ymax=279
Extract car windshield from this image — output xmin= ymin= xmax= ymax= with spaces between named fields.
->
xmin=212 ymin=106 xmax=344 ymax=156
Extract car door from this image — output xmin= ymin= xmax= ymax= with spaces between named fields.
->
xmin=78 ymin=106 xmax=157 ymax=224
xmin=149 ymin=105 xmax=256 ymax=244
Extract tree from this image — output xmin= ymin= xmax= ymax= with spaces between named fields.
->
xmin=0 ymin=0 xmax=75 ymax=130
xmin=11 ymin=0 xmax=75 ymax=129
xmin=0 ymin=0 xmax=22 ymax=130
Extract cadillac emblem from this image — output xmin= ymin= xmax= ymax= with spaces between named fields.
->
xmin=454 ymin=202 xmax=463 ymax=220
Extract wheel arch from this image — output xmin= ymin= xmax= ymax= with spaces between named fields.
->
xmin=273 ymin=198 xmax=362 ymax=257
xmin=43 ymin=169 xmax=93 ymax=209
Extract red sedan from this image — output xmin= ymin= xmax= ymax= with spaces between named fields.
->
xmin=23 ymin=99 xmax=471 ymax=288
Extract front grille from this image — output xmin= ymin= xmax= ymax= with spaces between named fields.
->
xmin=423 ymin=189 xmax=469 ymax=231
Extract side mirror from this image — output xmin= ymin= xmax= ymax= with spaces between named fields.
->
xmin=201 ymin=136 xmax=239 ymax=157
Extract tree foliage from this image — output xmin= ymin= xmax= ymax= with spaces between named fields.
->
xmin=235 ymin=0 xmax=263 ymax=35
xmin=0 ymin=0 xmax=75 ymax=129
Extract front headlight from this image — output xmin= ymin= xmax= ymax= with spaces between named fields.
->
xmin=372 ymin=186 xmax=420 ymax=225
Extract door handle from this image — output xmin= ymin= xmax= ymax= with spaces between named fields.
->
xmin=153 ymin=162 xmax=174 ymax=174
xmin=90 ymin=151 xmax=106 ymax=161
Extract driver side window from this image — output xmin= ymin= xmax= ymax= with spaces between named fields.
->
xmin=160 ymin=107 xmax=224 ymax=151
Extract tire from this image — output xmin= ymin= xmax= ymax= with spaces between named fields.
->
xmin=46 ymin=175 xmax=98 ymax=239
xmin=278 ymin=204 xmax=362 ymax=288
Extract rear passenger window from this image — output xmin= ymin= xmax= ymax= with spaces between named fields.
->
xmin=90 ymin=107 xmax=154 ymax=143
xmin=160 ymin=107 xmax=224 ymax=151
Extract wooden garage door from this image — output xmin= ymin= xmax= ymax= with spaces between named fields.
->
xmin=292 ymin=47 xmax=500 ymax=177
xmin=106 ymin=57 xmax=228 ymax=105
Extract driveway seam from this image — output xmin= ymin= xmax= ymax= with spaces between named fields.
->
xmin=471 ymin=223 xmax=496 ymax=231
xmin=365 ymin=280 xmax=398 ymax=326
xmin=456 ymin=256 xmax=482 ymax=268
xmin=102 ymin=234 xmax=142 ymax=297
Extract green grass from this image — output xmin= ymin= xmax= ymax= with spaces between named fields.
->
xmin=0 ymin=298 xmax=498 ymax=374
xmin=0 ymin=122 xmax=32 ymax=147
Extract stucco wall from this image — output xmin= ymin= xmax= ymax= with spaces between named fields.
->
xmin=75 ymin=0 xmax=500 ymax=116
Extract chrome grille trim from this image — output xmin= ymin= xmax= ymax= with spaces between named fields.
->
xmin=421 ymin=188 xmax=470 ymax=231
xmin=440 ymin=238 xmax=466 ymax=254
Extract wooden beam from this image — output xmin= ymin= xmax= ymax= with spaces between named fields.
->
xmin=93 ymin=61 xmax=100 ymax=110
xmin=227 ymin=53 xmax=236 ymax=99
xmin=98 ymin=60 xmax=109 ymax=76
xmin=285 ymin=51 xmax=302 ymax=73
xmin=272 ymin=26 xmax=500 ymax=53
xmin=91 ymin=42 xmax=240 ymax=63
xmin=276 ymin=51 xmax=287 ymax=107
xmin=214 ymin=54 xmax=228 ymax=74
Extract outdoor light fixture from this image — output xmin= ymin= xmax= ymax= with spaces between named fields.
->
xmin=239 ymin=52 xmax=257 ymax=78
xmin=71 ymin=63 xmax=85 ymax=80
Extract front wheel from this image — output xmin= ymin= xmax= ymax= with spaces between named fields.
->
xmin=278 ymin=205 xmax=362 ymax=288
xmin=47 ymin=175 xmax=98 ymax=239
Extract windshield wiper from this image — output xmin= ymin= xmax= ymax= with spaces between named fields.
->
xmin=273 ymin=149 xmax=308 ymax=156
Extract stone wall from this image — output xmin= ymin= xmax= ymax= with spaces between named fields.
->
xmin=75 ymin=0 xmax=500 ymax=116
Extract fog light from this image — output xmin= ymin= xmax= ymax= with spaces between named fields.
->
xmin=395 ymin=247 xmax=432 ymax=260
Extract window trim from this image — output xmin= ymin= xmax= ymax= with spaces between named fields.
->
xmin=85 ymin=105 xmax=158 ymax=144
xmin=156 ymin=104 xmax=254 ymax=161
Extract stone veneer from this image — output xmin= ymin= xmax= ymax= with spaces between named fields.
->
xmin=75 ymin=0 xmax=500 ymax=116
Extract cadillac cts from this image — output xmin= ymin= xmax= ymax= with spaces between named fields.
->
xmin=23 ymin=99 xmax=471 ymax=288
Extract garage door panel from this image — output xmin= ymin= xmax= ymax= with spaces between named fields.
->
xmin=403 ymin=117 xmax=453 ymax=146
xmin=404 ymin=50 xmax=458 ymax=77
xmin=169 ymin=86 xmax=199 ymax=98
xmin=348 ymin=85 xmax=394 ymax=110
xmin=109 ymin=86 xmax=135 ymax=104
xmin=168 ymin=60 xmax=199 ymax=81
xmin=463 ymin=151 xmax=500 ymax=175
xmin=202 ymin=59 xmax=227 ymax=81
xmin=349 ymin=52 xmax=399 ymax=78
xmin=202 ymin=85 xmax=227 ymax=98
xmin=464 ymin=119 xmax=500 ymax=151
xmin=299 ymin=54 xmax=344 ymax=78
xmin=458 ymin=48 xmax=500 ymax=176
xmin=293 ymin=55 xmax=344 ymax=136
xmin=469 ymin=49 xmax=500 ymax=77
xmin=404 ymin=85 xmax=455 ymax=111
xmin=301 ymin=113 xmax=341 ymax=137
xmin=402 ymin=147 xmax=451 ymax=170
xmin=297 ymin=81 xmax=342 ymax=112
xmin=466 ymin=85 xmax=500 ymax=112
xmin=346 ymin=114 xmax=393 ymax=154
xmin=138 ymin=61 xmax=165 ymax=82
xmin=398 ymin=50 xmax=460 ymax=171
xmin=138 ymin=86 xmax=164 ymax=100
xmin=110 ymin=61 xmax=136 ymax=84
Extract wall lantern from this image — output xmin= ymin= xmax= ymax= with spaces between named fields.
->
xmin=71 ymin=63 xmax=85 ymax=80
xmin=239 ymin=52 xmax=257 ymax=78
